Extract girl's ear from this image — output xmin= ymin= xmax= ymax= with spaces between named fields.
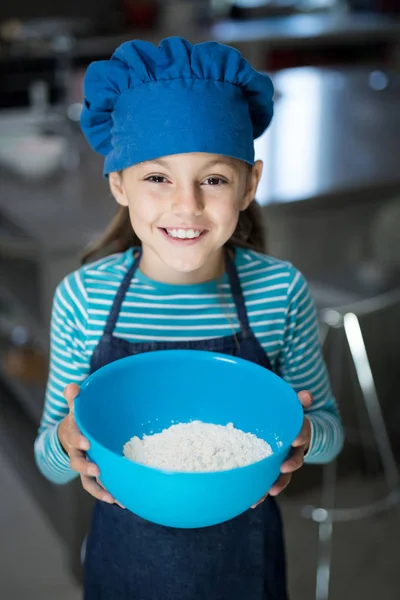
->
xmin=109 ymin=171 xmax=129 ymax=207
xmin=240 ymin=160 xmax=263 ymax=211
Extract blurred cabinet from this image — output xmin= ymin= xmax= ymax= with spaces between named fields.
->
xmin=0 ymin=211 xmax=94 ymax=582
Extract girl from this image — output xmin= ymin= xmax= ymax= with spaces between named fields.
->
xmin=35 ymin=37 xmax=343 ymax=599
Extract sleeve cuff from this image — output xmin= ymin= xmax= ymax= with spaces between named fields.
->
xmin=50 ymin=421 xmax=72 ymax=469
xmin=303 ymin=416 xmax=315 ymax=461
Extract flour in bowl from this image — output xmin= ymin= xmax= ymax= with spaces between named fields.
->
xmin=123 ymin=421 xmax=273 ymax=472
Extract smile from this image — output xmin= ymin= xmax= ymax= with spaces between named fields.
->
xmin=160 ymin=227 xmax=208 ymax=241
xmin=166 ymin=228 xmax=202 ymax=239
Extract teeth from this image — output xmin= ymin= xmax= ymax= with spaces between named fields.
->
xmin=166 ymin=228 xmax=202 ymax=239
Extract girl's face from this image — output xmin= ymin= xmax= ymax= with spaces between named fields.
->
xmin=109 ymin=153 xmax=263 ymax=284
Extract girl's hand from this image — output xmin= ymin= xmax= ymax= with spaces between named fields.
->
xmin=252 ymin=391 xmax=313 ymax=508
xmin=58 ymin=383 xmax=124 ymax=507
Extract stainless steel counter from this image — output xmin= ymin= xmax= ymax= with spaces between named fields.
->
xmin=256 ymin=67 xmax=400 ymax=208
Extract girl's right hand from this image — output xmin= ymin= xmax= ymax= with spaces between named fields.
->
xmin=58 ymin=383 xmax=119 ymax=505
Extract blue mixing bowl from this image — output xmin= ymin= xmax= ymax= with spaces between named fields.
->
xmin=74 ymin=349 xmax=303 ymax=528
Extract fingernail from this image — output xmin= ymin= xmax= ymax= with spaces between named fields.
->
xmin=80 ymin=439 xmax=89 ymax=450
xmin=88 ymin=466 xmax=98 ymax=477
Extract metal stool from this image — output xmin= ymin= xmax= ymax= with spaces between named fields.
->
xmin=302 ymin=287 xmax=400 ymax=600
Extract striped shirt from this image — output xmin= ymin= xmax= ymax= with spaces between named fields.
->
xmin=34 ymin=247 xmax=343 ymax=484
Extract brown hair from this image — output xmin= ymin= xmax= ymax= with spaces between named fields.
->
xmin=82 ymin=200 xmax=267 ymax=264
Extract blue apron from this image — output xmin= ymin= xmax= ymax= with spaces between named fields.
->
xmin=83 ymin=249 xmax=288 ymax=600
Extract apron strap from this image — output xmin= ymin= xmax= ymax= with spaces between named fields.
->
xmin=103 ymin=251 xmax=142 ymax=336
xmin=224 ymin=248 xmax=251 ymax=335
xmin=103 ymin=248 xmax=251 ymax=338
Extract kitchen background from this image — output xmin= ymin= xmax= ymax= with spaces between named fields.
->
xmin=0 ymin=1 xmax=400 ymax=599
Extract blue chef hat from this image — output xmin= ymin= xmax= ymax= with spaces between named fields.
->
xmin=80 ymin=37 xmax=274 ymax=176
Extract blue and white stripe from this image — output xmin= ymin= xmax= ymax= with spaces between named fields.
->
xmin=35 ymin=247 xmax=343 ymax=484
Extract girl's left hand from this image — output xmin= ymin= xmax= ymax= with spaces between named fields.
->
xmin=252 ymin=391 xmax=313 ymax=509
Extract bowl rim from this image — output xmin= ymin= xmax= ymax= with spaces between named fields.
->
xmin=74 ymin=349 xmax=304 ymax=476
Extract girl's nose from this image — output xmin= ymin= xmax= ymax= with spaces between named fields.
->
xmin=171 ymin=186 xmax=204 ymax=217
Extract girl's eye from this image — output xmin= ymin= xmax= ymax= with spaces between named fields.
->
xmin=145 ymin=175 xmax=168 ymax=183
xmin=203 ymin=177 xmax=227 ymax=186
